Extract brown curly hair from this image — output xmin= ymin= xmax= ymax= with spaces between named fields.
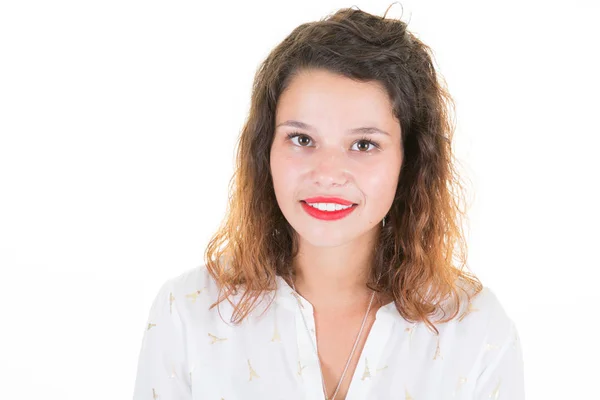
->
xmin=204 ymin=5 xmax=482 ymax=335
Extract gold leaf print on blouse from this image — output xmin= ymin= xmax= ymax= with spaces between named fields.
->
xmin=169 ymin=292 xmax=175 ymax=315
xmin=485 ymin=342 xmax=500 ymax=352
xmin=457 ymin=301 xmax=479 ymax=322
xmin=147 ymin=322 xmax=156 ymax=331
xmin=271 ymin=324 xmax=281 ymax=342
xmin=297 ymin=361 xmax=307 ymax=376
xmin=208 ymin=333 xmax=228 ymax=344
xmin=152 ymin=388 xmax=159 ymax=399
xmin=185 ymin=289 xmax=203 ymax=302
xmin=248 ymin=359 xmax=260 ymax=381
xmin=169 ymin=362 xmax=177 ymax=379
xmin=271 ymin=309 xmax=281 ymax=342
xmin=375 ymin=365 xmax=388 ymax=373
xmin=433 ymin=336 xmax=443 ymax=360
xmin=490 ymin=379 xmax=501 ymax=399
xmin=405 ymin=388 xmax=414 ymax=400
xmin=361 ymin=358 xmax=371 ymax=380
xmin=404 ymin=324 xmax=416 ymax=343
xmin=452 ymin=376 xmax=468 ymax=397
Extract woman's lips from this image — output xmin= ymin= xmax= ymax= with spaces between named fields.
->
xmin=300 ymin=201 xmax=358 ymax=221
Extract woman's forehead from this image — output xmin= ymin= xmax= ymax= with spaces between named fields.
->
xmin=276 ymin=70 xmax=397 ymax=129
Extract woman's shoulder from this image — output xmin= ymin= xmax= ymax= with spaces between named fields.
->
xmin=438 ymin=285 xmax=519 ymax=353
xmin=156 ymin=264 xmax=271 ymax=329
xmin=153 ymin=264 xmax=224 ymax=318
xmin=160 ymin=264 xmax=221 ymax=304
xmin=460 ymin=286 xmax=515 ymax=334
xmin=410 ymin=285 xmax=520 ymax=373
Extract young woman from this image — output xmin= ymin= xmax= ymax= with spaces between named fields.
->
xmin=133 ymin=7 xmax=524 ymax=400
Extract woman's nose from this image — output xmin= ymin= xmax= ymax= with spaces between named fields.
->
xmin=310 ymin=147 xmax=349 ymax=187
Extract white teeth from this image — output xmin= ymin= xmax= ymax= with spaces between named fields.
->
xmin=306 ymin=202 xmax=352 ymax=211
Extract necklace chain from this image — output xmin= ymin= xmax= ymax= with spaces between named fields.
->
xmin=291 ymin=280 xmax=376 ymax=400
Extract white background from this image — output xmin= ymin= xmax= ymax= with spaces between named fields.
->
xmin=1 ymin=0 xmax=598 ymax=398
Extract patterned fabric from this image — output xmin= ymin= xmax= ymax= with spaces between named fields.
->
xmin=132 ymin=265 xmax=524 ymax=399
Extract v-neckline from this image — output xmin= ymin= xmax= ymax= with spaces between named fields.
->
xmin=276 ymin=275 xmax=399 ymax=399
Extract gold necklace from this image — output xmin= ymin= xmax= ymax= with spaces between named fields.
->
xmin=291 ymin=280 xmax=375 ymax=400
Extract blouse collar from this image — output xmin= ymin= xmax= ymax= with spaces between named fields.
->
xmin=274 ymin=274 xmax=407 ymax=328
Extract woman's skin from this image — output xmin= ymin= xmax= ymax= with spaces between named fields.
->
xmin=269 ymin=68 xmax=404 ymax=398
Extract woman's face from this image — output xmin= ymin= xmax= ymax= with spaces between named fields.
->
xmin=270 ymin=68 xmax=403 ymax=248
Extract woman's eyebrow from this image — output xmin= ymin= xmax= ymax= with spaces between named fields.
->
xmin=275 ymin=120 xmax=390 ymax=136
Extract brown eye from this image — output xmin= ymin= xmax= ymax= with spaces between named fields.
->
xmin=298 ymin=135 xmax=310 ymax=146
xmin=352 ymin=139 xmax=379 ymax=152
xmin=356 ymin=140 xmax=370 ymax=151
xmin=286 ymin=132 xmax=312 ymax=147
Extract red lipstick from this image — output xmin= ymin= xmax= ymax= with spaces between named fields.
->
xmin=300 ymin=199 xmax=358 ymax=221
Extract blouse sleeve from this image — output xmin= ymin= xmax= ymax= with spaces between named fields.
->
xmin=473 ymin=320 xmax=525 ymax=399
xmin=132 ymin=279 xmax=192 ymax=400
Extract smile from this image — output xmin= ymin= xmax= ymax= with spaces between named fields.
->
xmin=300 ymin=200 xmax=358 ymax=221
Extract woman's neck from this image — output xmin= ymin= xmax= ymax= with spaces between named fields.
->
xmin=290 ymin=234 xmax=380 ymax=312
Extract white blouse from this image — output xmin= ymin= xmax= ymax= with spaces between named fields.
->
xmin=132 ymin=265 xmax=524 ymax=399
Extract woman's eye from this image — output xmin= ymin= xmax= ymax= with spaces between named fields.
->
xmin=287 ymin=133 xmax=312 ymax=146
xmin=351 ymin=140 xmax=377 ymax=152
